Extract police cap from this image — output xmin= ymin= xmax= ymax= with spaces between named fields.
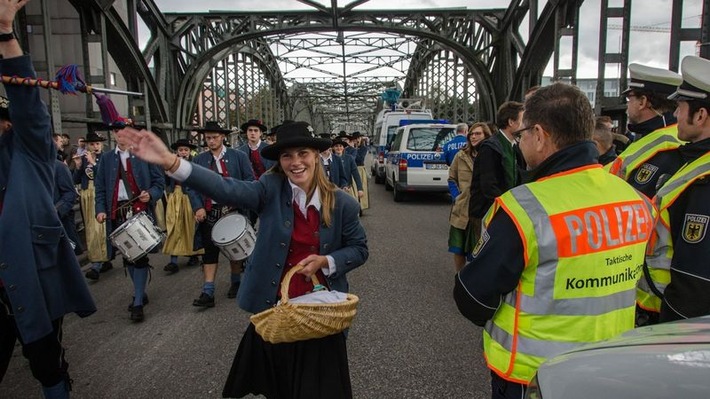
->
xmin=622 ymin=63 xmax=682 ymax=96
xmin=668 ymin=56 xmax=710 ymax=102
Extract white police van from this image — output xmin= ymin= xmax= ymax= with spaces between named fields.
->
xmin=371 ymin=102 xmax=433 ymax=184
xmin=384 ymin=121 xmax=457 ymax=202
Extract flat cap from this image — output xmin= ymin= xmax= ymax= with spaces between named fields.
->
xmin=622 ymin=63 xmax=682 ymax=96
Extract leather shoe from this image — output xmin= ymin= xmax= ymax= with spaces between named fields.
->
xmin=127 ymin=294 xmax=150 ymax=312
xmin=100 ymin=261 xmax=113 ymax=273
xmin=227 ymin=282 xmax=240 ymax=299
xmin=192 ymin=292 xmax=215 ymax=308
xmin=85 ymin=269 xmax=100 ymax=281
xmin=130 ymin=305 xmax=144 ymax=322
xmin=186 ymin=256 xmax=200 ymax=266
xmin=163 ymin=262 xmax=179 ymax=273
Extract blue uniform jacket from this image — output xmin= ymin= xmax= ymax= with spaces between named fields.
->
xmin=54 ymin=161 xmax=77 ymax=218
xmin=443 ymin=135 xmax=467 ymax=166
xmin=187 ymin=147 xmax=255 ymax=212
xmin=238 ymin=141 xmax=276 ymax=173
xmin=94 ymin=148 xmax=165 ymax=258
xmin=0 ymin=56 xmax=95 ymax=344
xmin=354 ymin=145 xmax=368 ymax=166
xmin=341 ymin=153 xmax=363 ymax=191
xmin=183 ymin=166 xmax=368 ymax=314
xmin=325 ymin=154 xmax=349 ymax=188
xmin=73 ymin=153 xmax=101 ymax=190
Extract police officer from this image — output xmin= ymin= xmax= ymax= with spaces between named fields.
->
xmin=645 ymin=56 xmax=710 ymax=323
xmin=0 ymin=2 xmax=96 ymax=396
xmin=454 ymin=83 xmax=655 ymax=398
xmin=608 ymin=64 xmax=684 ymax=325
xmin=608 ymin=63 xmax=685 ymax=198
xmin=443 ymin=122 xmax=468 ymax=166
xmin=189 ymin=121 xmax=255 ymax=307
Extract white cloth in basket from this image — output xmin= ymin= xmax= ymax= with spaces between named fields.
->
xmin=287 ymin=290 xmax=349 ymax=305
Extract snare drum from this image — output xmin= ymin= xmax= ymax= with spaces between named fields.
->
xmin=109 ymin=212 xmax=165 ymax=262
xmin=211 ymin=213 xmax=257 ymax=261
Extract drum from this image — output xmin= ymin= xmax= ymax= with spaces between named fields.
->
xmin=211 ymin=213 xmax=257 ymax=261
xmin=109 ymin=212 xmax=165 ymax=262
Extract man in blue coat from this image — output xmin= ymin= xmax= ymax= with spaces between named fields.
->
xmin=188 ymin=121 xmax=255 ymax=307
xmin=0 ymin=2 xmax=96 ymax=397
xmin=238 ymin=118 xmax=275 ymax=179
xmin=94 ymin=126 xmax=165 ymax=322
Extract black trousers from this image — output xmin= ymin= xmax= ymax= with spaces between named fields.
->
xmin=491 ymin=371 xmax=526 ymax=399
xmin=0 ymin=289 xmax=69 ymax=387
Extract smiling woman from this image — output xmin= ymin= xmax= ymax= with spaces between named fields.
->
xmin=118 ymin=121 xmax=368 ymax=399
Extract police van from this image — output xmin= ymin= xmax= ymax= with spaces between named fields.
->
xmin=371 ymin=102 xmax=433 ymax=184
xmin=384 ymin=120 xmax=457 ymax=202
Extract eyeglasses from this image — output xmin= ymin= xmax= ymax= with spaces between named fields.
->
xmin=512 ymin=126 xmax=533 ymax=139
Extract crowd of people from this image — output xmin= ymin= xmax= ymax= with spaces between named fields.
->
xmin=3 ymin=0 xmax=710 ymax=396
xmin=447 ymin=59 xmax=710 ymax=398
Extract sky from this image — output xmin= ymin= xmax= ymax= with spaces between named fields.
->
xmin=149 ymin=0 xmax=704 ymax=78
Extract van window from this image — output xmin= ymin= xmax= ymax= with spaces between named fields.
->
xmin=386 ymin=125 xmax=399 ymax=146
xmin=391 ymin=128 xmax=404 ymax=151
xmin=406 ymin=127 xmax=456 ymax=151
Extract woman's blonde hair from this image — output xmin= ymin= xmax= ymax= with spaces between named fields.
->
xmin=270 ymin=148 xmax=338 ymax=227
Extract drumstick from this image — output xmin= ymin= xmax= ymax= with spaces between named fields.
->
xmin=115 ymin=194 xmax=143 ymax=212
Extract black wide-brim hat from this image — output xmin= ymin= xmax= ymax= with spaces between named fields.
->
xmin=84 ymin=132 xmax=107 ymax=142
xmin=261 ymin=121 xmax=332 ymax=161
xmin=196 ymin=120 xmax=232 ymax=134
xmin=332 ymin=137 xmax=348 ymax=147
xmin=170 ymin=138 xmax=197 ymax=150
xmin=240 ymin=119 xmax=267 ymax=132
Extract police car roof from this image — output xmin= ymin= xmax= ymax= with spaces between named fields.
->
xmin=398 ymin=119 xmax=450 ymax=126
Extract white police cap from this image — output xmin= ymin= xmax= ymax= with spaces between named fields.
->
xmin=668 ymin=56 xmax=710 ymax=101
xmin=622 ymin=63 xmax=682 ymax=96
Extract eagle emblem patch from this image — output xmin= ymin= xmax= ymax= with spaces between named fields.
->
xmin=682 ymin=213 xmax=709 ymax=244
xmin=472 ymin=229 xmax=490 ymax=258
xmin=634 ymin=163 xmax=659 ymax=185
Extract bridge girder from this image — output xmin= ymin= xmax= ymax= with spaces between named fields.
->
xmin=165 ymin=8 xmax=509 ymax=129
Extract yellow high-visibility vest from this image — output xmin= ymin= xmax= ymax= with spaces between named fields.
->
xmin=483 ymin=164 xmax=656 ymax=384
xmin=641 ymin=151 xmax=710 ymax=312
xmin=608 ymin=125 xmax=682 ymax=180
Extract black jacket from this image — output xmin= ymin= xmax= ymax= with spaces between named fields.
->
xmin=469 ymin=132 xmax=525 ymax=218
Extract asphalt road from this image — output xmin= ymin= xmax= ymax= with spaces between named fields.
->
xmin=2 ymin=179 xmax=490 ymax=399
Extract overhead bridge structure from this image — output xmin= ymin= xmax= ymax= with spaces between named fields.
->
xmin=16 ymin=0 xmax=710 ymax=138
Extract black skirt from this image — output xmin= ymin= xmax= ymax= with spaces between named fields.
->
xmin=222 ymin=323 xmax=352 ymax=399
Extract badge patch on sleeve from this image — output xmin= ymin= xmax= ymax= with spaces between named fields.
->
xmin=682 ymin=213 xmax=709 ymax=244
xmin=634 ymin=163 xmax=659 ymax=185
xmin=472 ymin=230 xmax=490 ymax=258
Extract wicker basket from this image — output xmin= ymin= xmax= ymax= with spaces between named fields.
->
xmin=250 ymin=264 xmax=359 ymax=344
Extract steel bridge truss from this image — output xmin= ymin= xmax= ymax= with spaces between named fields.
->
xmin=38 ymin=0 xmax=710 ymax=138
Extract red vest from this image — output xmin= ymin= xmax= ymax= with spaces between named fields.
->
xmin=111 ymin=157 xmax=147 ymax=219
xmin=279 ymin=203 xmax=328 ymax=299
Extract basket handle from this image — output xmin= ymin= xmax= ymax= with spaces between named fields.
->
xmin=280 ymin=264 xmax=322 ymax=303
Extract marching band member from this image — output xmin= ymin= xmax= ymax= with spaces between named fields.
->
xmin=188 ymin=121 xmax=255 ymax=308
xmin=74 ymin=131 xmax=112 ymax=279
xmin=0 ymin=1 xmax=96 ymax=396
xmin=331 ymin=136 xmax=363 ymax=200
xmin=162 ymin=138 xmax=202 ymax=273
xmin=119 ymin=121 xmax=367 ymax=399
xmin=94 ymin=123 xmax=165 ymax=322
